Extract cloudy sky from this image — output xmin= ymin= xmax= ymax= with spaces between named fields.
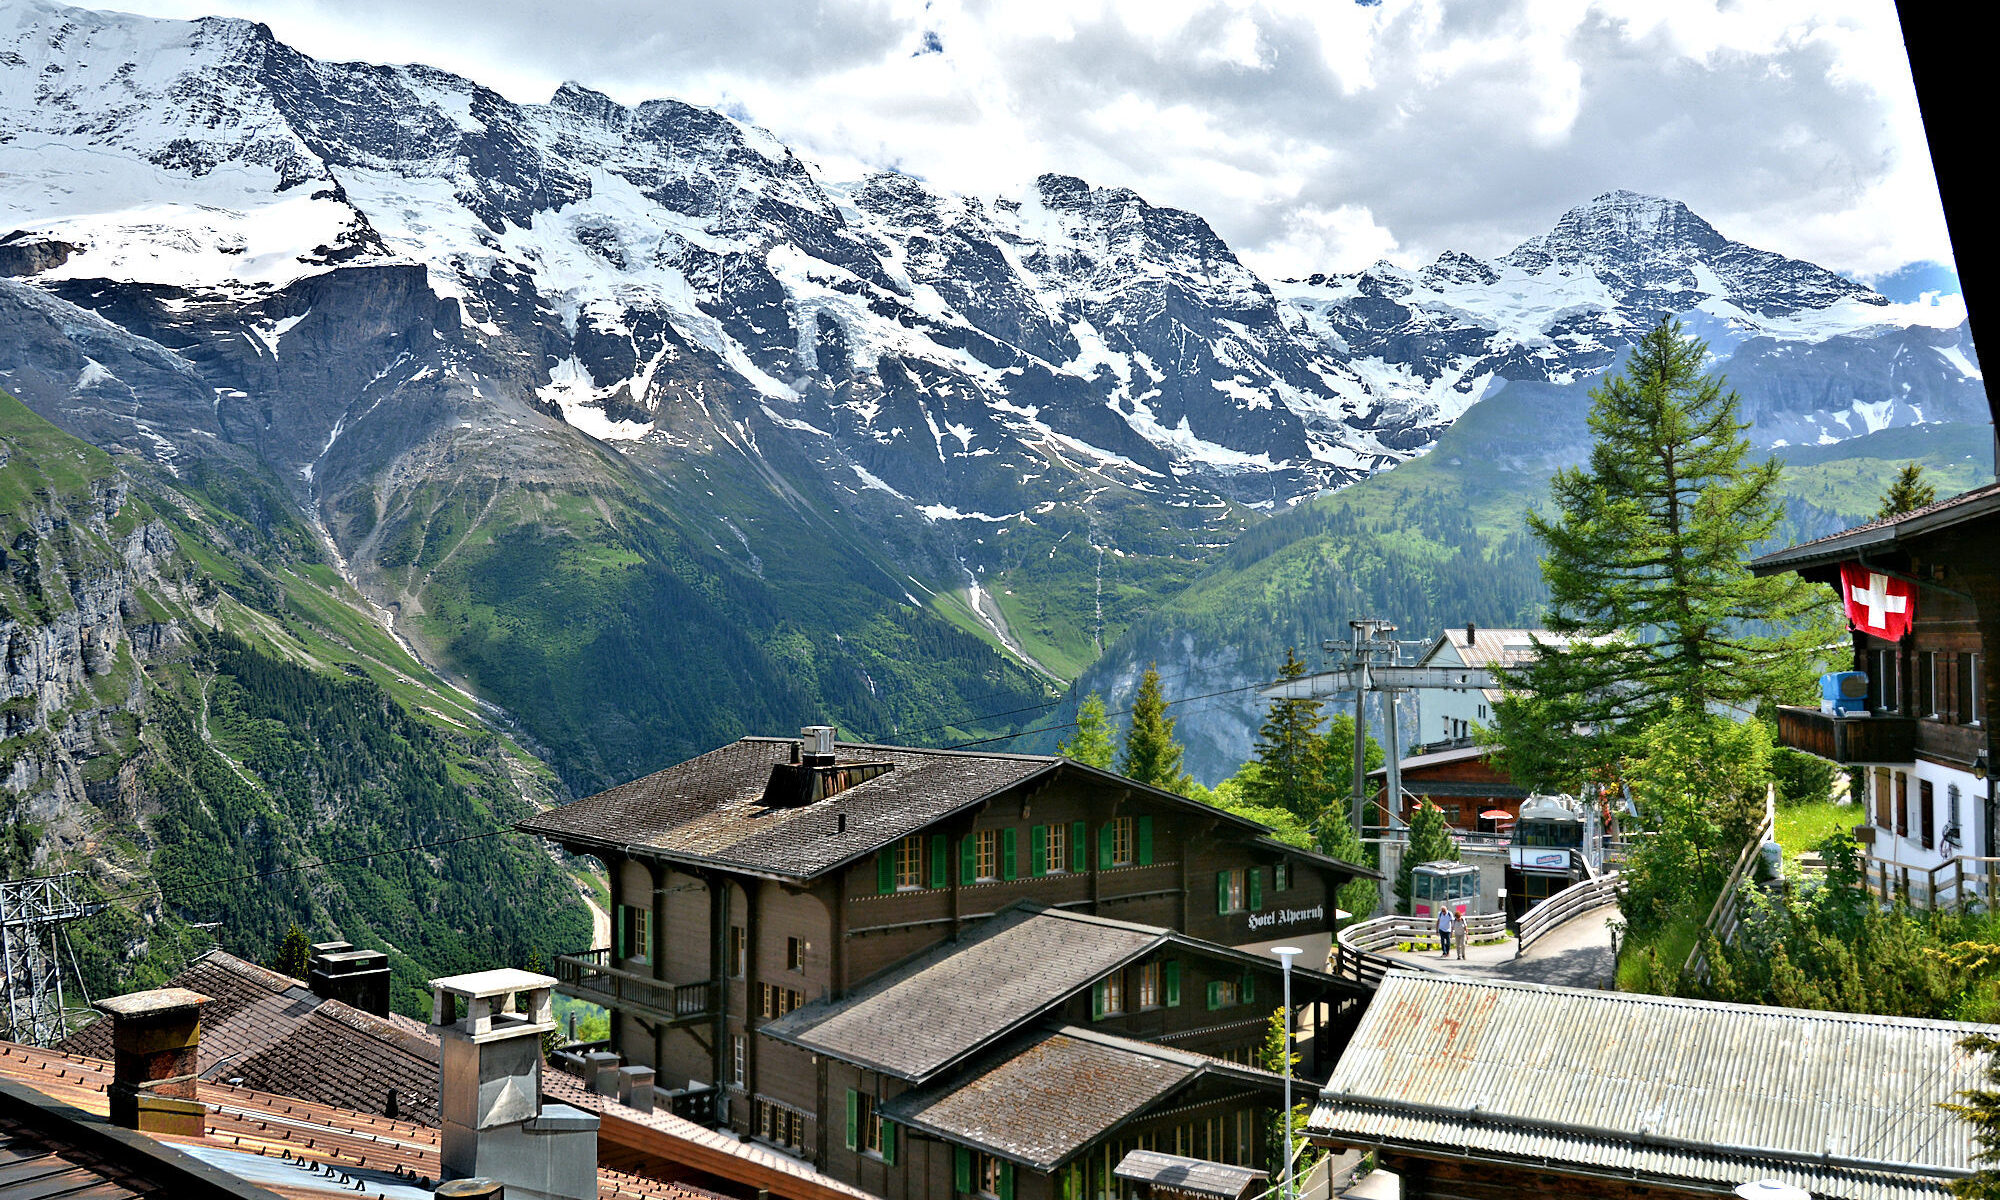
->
xmin=110 ymin=0 xmax=1952 ymax=281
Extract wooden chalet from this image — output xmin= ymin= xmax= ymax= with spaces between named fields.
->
xmin=1752 ymin=483 xmax=1999 ymax=902
xmin=1367 ymin=744 xmax=1526 ymax=834
xmin=517 ymin=730 xmax=1380 ymax=1199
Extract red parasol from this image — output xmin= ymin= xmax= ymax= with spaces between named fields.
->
xmin=1480 ymin=809 xmax=1514 ymax=821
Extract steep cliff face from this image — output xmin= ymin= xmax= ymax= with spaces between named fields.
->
xmin=1 ymin=392 xmax=590 ymax=1013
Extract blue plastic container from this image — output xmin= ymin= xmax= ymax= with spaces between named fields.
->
xmin=1820 ymin=671 xmax=1869 ymax=715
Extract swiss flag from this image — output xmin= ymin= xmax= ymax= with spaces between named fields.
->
xmin=1840 ymin=562 xmax=1917 ymax=641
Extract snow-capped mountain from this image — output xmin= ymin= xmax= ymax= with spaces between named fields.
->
xmin=0 ymin=0 xmax=1985 ymax=774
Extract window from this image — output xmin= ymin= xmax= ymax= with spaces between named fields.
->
xmin=1218 ymin=868 xmax=1246 ymax=914
xmin=976 ymin=1151 xmax=1005 ymax=1198
xmin=851 ymin=1091 xmax=884 ymax=1156
xmin=760 ymin=984 xmax=803 ymax=1019
xmin=975 ymin=829 xmax=998 ymax=881
xmin=1044 ymin=823 xmax=1068 ymax=874
xmin=787 ymin=936 xmax=805 ymax=972
xmin=895 ymin=834 xmax=924 ymax=889
xmin=1109 ymin=816 xmax=1135 ymax=866
xmin=730 ymin=1035 xmax=746 ymax=1087
xmin=1137 ymin=962 xmax=1161 ymax=1008
xmin=1273 ymin=861 xmax=1289 ymax=892
xmin=1949 ymin=784 xmax=1964 ymax=847
xmin=1871 ymin=647 xmax=1901 ymax=712
xmin=1919 ymin=651 xmax=1937 ymax=717
xmin=1966 ymin=653 xmax=1985 ymax=725
xmin=729 ymin=926 xmax=745 ymax=978
xmin=1206 ymin=978 xmax=1240 ymax=1009
xmin=1875 ymin=768 xmax=1892 ymax=830
xmin=1896 ymin=772 xmax=1910 ymax=838
xmin=1921 ymin=779 xmax=1936 ymax=850
xmin=623 ymin=906 xmax=651 ymax=965
xmin=756 ymin=1099 xmax=806 ymax=1151
xmin=1105 ymin=972 xmax=1124 ymax=1014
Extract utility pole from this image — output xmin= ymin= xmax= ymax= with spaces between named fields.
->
xmin=1272 ymin=945 xmax=1303 ymax=1200
xmin=0 ymin=872 xmax=100 ymax=1046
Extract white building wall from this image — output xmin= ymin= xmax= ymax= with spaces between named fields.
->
xmin=1864 ymin=759 xmax=1987 ymax=904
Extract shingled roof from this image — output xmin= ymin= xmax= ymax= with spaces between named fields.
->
xmin=57 ymin=950 xmax=440 ymax=1125
xmin=883 ymin=1026 xmax=1282 ymax=1172
xmin=1751 ymin=480 xmax=2000 ymax=574
xmin=518 ymin=736 xmax=1377 ymax=885
xmin=1310 ymin=972 xmax=1992 ymax=1200
xmin=1114 ymin=1149 xmax=1267 ymax=1199
xmin=765 ymin=902 xmax=1352 ymax=1084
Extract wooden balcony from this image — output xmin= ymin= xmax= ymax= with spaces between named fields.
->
xmin=1775 ymin=706 xmax=1916 ymax=765
xmin=554 ymin=949 xmax=715 ymax=1027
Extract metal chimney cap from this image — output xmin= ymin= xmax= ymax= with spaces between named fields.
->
xmin=801 ymin=725 xmax=837 ymax=756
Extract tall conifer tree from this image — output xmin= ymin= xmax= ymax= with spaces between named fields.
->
xmin=1121 ymin=665 xmax=1191 ymax=794
xmin=1243 ymin=648 xmax=1324 ymax=821
xmin=1059 ymin=692 xmax=1116 ymax=769
xmin=1877 ymin=461 xmax=1938 ymax=518
xmin=1493 ymin=318 xmax=1834 ymax=787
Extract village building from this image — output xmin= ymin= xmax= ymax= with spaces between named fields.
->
xmin=1753 ymin=482 xmax=1999 ymax=903
xmin=1411 ymin=625 xmax=1564 ymax=751
xmin=1308 ymin=972 xmax=1990 ymax=1199
xmin=516 ymin=731 xmax=1380 ymax=1199
xmin=1368 ymin=745 xmax=1525 ymax=834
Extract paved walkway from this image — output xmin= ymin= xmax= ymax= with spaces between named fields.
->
xmin=1379 ymin=904 xmax=1619 ymax=989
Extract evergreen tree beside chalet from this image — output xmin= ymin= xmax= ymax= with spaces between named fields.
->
xmin=517 ymin=728 xmax=1379 ymax=1199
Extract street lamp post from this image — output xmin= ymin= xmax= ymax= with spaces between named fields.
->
xmin=1272 ymin=946 xmax=1303 ymax=1200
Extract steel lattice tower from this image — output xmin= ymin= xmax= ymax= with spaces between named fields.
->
xmin=0 ymin=872 xmax=98 ymax=1046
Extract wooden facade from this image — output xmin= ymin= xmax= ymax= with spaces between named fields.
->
xmin=527 ymin=740 xmax=1374 ymax=1199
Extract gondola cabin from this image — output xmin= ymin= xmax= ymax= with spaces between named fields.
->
xmin=1504 ymin=793 xmax=1603 ymax=920
xmin=1410 ymin=860 xmax=1484 ymax=919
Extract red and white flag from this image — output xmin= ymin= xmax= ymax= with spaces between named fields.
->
xmin=1839 ymin=562 xmax=1917 ymax=641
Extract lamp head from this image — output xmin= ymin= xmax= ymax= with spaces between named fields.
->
xmin=1975 ymin=749 xmax=1990 ymax=782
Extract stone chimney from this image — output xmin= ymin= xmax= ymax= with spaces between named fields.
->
xmin=308 ymin=940 xmax=392 ymax=1016
xmin=93 ymin=987 xmax=211 ymax=1136
xmin=431 ymin=969 xmax=598 ymax=1200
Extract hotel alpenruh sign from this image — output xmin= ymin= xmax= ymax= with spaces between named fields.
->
xmin=1840 ymin=562 xmax=1916 ymax=641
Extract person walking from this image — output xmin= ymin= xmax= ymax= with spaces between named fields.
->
xmin=1435 ymin=903 xmax=1452 ymax=956
xmin=1452 ymin=909 xmax=1468 ymax=960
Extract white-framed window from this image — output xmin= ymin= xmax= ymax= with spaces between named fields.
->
xmin=1110 ymin=816 xmax=1136 ymax=865
xmin=1045 ymin=823 xmax=1069 ymax=873
xmin=894 ymin=834 xmax=924 ymax=889
xmin=975 ymin=829 xmax=998 ymax=881
xmin=730 ymin=1034 xmax=746 ymax=1087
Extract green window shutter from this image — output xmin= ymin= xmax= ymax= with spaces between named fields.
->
xmin=1137 ymin=815 xmax=1154 ymax=865
xmin=956 ymin=1146 xmax=972 ymax=1193
xmin=1207 ymin=980 xmax=1221 ymax=1011
xmin=613 ymin=905 xmax=627 ymax=958
xmin=1002 ymin=828 xmax=1018 ymax=881
xmin=1071 ymin=821 xmax=1086 ymax=872
xmin=1242 ymin=972 xmax=1254 ymax=1005
xmin=1000 ymin=1161 xmax=1015 ymax=1200
xmin=882 ymin=1119 xmax=896 ymax=1166
xmin=1164 ymin=960 xmax=1181 ymax=1007
xmin=1217 ymin=870 xmax=1230 ymax=914
xmin=844 ymin=1089 xmax=858 ymax=1151
xmin=1091 ymin=980 xmax=1106 ymax=1021
xmin=961 ymin=836 xmax=976 ymax=885
xmin=1030 ymin=825 xmax=1047 ymax=877
xmin=878 ymin=850 xmax=896 ymax=895
xmin=931 ymin=834 xmax=947 ymax=889
xmin=1248 ymin=867 xmax=1263 ymax=912
xmin=1098 ymin=823 xmax=1114 ymax=870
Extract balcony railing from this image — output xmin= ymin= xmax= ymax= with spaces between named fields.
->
xmin=554 ymin=948 xmax=715 ymax=1027
xmin=1776 ymin=706 xmax=1916 ymax=765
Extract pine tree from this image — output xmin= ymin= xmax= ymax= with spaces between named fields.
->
xmin=1395 ymin=801 xmax=1459 ymax=914
xmin=1314 ymin=713 xmax=1386 ymax=923
xmin=1243 ymin=648 xmax=1325 ymax=822
xmin=1947 ymin=1034 xmax=2000 ymax=1198
xmin=1493 ymin=318 xmax=1836 ymax=787
xmin=1318 ymin=713 xmax=1384 ymax=826
xmin=1120 ymin=665 xmax=1192 ymax=793
xmin=1059 ymin=692 xmax=1116 ymax=769
xmin=1877 ymin=461 xmax=1938 ymax=518
xmin=274 ymin=922 xmax=310 ymax=980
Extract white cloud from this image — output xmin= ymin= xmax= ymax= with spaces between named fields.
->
xmin=103 ymin=0 xmax=1951 ymax=279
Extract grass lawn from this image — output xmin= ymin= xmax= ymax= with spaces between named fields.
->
xmin=1776 ymin=800 xmax=1860 ymax=864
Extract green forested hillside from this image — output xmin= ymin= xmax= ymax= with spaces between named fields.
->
xmin=1 ymin=392 xmax=589 ymax=1017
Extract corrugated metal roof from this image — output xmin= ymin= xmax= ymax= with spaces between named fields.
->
xmin=1308 ymin=973 xmax=1993 ymax=1200
xmin=1114 ymin=1148 xmax=1266 ymax=1197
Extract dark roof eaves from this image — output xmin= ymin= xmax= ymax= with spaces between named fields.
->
xmin=1751 ymin=482 xmax=2000 ymax=574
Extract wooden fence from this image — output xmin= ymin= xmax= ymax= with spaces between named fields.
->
xmin=1513 ymin=871 xmax=1624 ymax=958
xmin=1682 ymin=804 xmax=1776 ymax=984
xmin=1861 ymin=854 xmax=2000 ymax=910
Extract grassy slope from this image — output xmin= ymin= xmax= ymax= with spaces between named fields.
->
xmin=1 ymin=392 xmax=589 ymax=1015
